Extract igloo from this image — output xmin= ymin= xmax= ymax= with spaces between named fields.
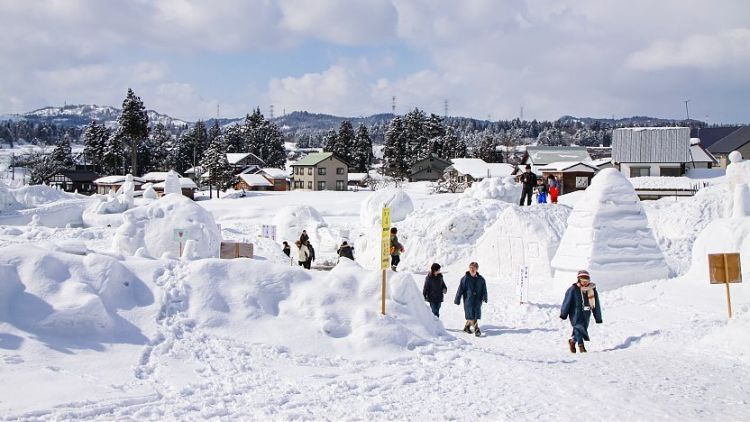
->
xmin=551 ymin=168 xmax=670 ymax=292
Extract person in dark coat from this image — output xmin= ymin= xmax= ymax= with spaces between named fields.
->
xmin=560 ymin=269 xmax=603 ymax=353
xmin=454 ymin=262 xmax=488 ymax=336
xmin=518 ymin=165 xmax=537 ymax=206
xmin=390 ymin=227 xmax=403 ymax=271
xmin=305 ymin=241 xmax=315 ymax=269
xmin=282 ymin=241 xmax=291 ymax=257
xmin=337 ymin=241 xmax=355 ymax=260
xmin=423 ymin=263 xmax=447 ymax=318
xmin=299 ymin=230 xmax=309 ymax=245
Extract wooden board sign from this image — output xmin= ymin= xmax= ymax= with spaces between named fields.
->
xmin=708 ymin=253 xmax=742 ymax=284
xmin=220 ymin=242 xmax=253 ymax=259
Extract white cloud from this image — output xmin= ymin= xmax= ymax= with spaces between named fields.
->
xmin=626 ymin=28 xmax=750 ymax=71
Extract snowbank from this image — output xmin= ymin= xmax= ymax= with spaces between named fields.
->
xmin=688 ymin=216 xmax=750 ymax=283
xmin=551 ymin=168 xmax=670 ymax=292
xmin=272 ymin=205 xmax=328 ymax=246
xmin=113 ymin=193 xmax=221 ymax=259
xmin=463 ymin=176 xmax=521 ymax=202
xmin=359 ymin=188 xmax=414 ymax=227
xmin=0 ymin=182 xmax=21 ymax=211
xmin=9 ymin=184 xmax=77 ymax=207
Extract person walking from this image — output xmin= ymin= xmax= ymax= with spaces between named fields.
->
xmin=295 ymin=240 xmax=310 ymax=269
xmin=337 ymin=240 xmax=355 ymax=261
xmin=423 ymin=263 xmax=448 ymax=318
xmin=305 ymin=241 xmax=315 ymax=269
xmin=560 ymin=270 xmax=603 ymax=353
xmin=390 ymin=227 xmax=403 ymax=271
xmin=299 ymin=230 xmax=309 ymax=245
xmin=282 ymin=241 xmax=291 ymax=257
xmin=547 ymin=175 xmax=559 ymax=204
xmin=535 ymin=178 xmax=548 ymax=204
xmin=454 ymin=262 xmax=488 ymax=336
xmin=518 ymin=165 xmax=537 ymax=206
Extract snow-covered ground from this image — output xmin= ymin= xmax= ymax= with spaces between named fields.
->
xmin=1 ymin=166 xmax=749 ymax=420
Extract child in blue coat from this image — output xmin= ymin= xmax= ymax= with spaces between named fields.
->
xmin=560 ymin=269 xmax=603 ymax=353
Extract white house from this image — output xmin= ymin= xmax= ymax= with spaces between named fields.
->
xmin=522 ymin=146 xmax=592 ymax=174
xmin=611 ymin=127 xmax=711 ymax=177
xmin=443 ymin=159 xmax=515 ymax=192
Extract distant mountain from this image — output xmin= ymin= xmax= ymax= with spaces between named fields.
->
xmin=7 ymin=104 xmax=189 ymax=129
xmin=558 ymin=115 xmax=704 ymax=126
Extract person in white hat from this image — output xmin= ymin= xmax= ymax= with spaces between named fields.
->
xmin=560 ymin=269 xmax=603 ymax=353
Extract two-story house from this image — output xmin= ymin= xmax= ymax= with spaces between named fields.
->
xmin=291 ymin=152 xmax=349 ymax=191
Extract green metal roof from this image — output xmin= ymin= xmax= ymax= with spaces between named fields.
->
xmin=292 ymin=152 xmax=334 ymax=166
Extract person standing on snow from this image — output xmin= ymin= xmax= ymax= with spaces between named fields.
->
xmin=560 ymin=269 xmax=603 ymax=353
xmin=305 ymin=241 xmax=315 ymax=269
xmin=535 ymin=177 xmax=548 ymax=204
xmin=547 ymin=175 xmax=559 ymax=204
xmin=454 ymin=262 xmax=488 ymax=336
xmin=423 ymin=263 xmax=448 ymax=318
xmin=295 ymin=240 xmax=310 ymax=269
xmin=337 ymin=240 xmax=355 ymax=261
xmin=299 ymin=230 xmax=309 ymax=245
xmin=282 ymin=241 xmax=291 ymax=257
xmin=518 ymin=165 xmax=537 ymax=206
xmin=390 ymin=227 xmax=403 ymax=271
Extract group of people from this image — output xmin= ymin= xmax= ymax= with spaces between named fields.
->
xmin=518 ymin=164 xmax=559 ymax=205
xmin=423 ymin=262 xmax=603 ymax=352
xmin=282 ymin=230 xmax=317 ymax=269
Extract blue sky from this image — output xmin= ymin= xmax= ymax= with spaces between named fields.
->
xmin=0 ymin=0 xmax=748 ymax=123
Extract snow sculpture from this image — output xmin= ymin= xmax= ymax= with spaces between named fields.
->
xmin=726 ymin=151 xmax=750 ymax=191
xmin=119 ymin=174 xmax=136 ymax=208
xmin=164 ymin=170 xmax=181 ymax=196
xmin=28 ymin=214 xmax=41 ymax=227
xmin=551 ymin=168 xmax=669 ymax=292
xmin=463 ymin=176 xmax=521 ymax=202
xmin=733 ymin=183 xmax=750 ymax=218
xmin=112 ymin=193 xmax=221 ymax=259
xmin=359 ymin=188 xmax=414 ymax=227
xmin=142 ymin=184 xmax=158 ymax=200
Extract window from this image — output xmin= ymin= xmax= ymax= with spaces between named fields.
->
xmin=307 ymin=167 xmax=312 ymax=175
xmin=307 ymin=181 xmax=312 ymax=189
xmin=336 ymin=180 xmax=345 ymax=191
xmin=629 ymin=167 xmax=650 ymax=177
xmin=317 ymin=181 xmax=326 ymax=190
xmin=336 ymin=167 xmax=345 ymax=175
xmin=318 ymin=167 xmax=326 ymax=175
xmin=457 ymin=176 xmax=465 ymax=183
xmin=660 ymin=167 xmax=681 ymax=177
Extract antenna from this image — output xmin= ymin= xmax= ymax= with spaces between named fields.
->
xmin=444 ymin=99 xmax=448 ymax=117
xmin=269 ymin=104 xmax=274 ymax=119
xmin=683 ymin=100 xmax=690 ymax=121
xmin=391 ymin=96 xmax=396 ymax=115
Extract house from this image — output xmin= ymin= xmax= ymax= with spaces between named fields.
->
xmin=537 ymin=161 xmax=599 ymax=194
xmin=591 ymin=157 xmax=614 ymax=170
xmin=409 ymin=154 xmax=452 ymax=182
xmin=227 ymin=153 xmax=265 ymax=172
xmin=522 ymin=146 xmax=592 ymax=174
xmin=48 ymin=167 xmax=100 ymax=194
xmin=258 ymin=168 xmax=290 ymax=191
xmin=152 ymin=177 xmax=199 ymax=200
xmin=234 ymin=173 xmax=274 ymax=191
xmin=443 ymin=158 xmax=515 ymax=192
xmin=93 ymin=175 xmax=145 ymax=195
xmin=612 ymin=127 xmax=706 ymax=177
xmin=688 ymin=139 xmax=718 ymax=169
xmin=705 ymin=126 xmax=750 ymax=168
xmin=291 ymin=152 xmax=349 ymax=191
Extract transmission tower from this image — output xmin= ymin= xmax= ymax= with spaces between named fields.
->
xmin=444 ymin=99 xmax=449 ymax=117
xmin=683 ymin=100 xmax=690 ymax=120
xmin=391 ymin=96 xmax=396 ymax=115
xmin=269 ymin=105 xmax=274 ymax=119
xmin=520 ymin=106 xmax=524 ymax=121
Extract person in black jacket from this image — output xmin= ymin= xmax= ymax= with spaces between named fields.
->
xmin=423 ymin=263 xmax=448 ymax=318
xmin=299 ymin=230 xmax=309 ymax=245
xmin=305 ymin=241 xmax=315 ymax=269
xmin=282 ymin=241 xmax=291 ymax=257
xmin=518 ymin=165 xmax=537 ymax=206
xmin=337 ymin=241 xmax=355 ymax=260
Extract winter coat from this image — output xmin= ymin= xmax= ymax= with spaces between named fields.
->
xmin=306 ymin=243 xmax=316 ymax=262
xmin=390 ymin=234 xmax=402 ymax=256
xmin=454 ymin=272 xmax=488 ymax=320
xmin=337 ymin=244 xmax=354 ymax=260
xmin=560 ymin=283 xmax=603 ymax=341
xmin=548 ymin=179 xmax=559 ymax=189
xmin=297 ymin=244 xmax=310 ymax=262
xmin=535 ymin=183 xmax=548 ymax=194
xmin=283 ymin=246 xmax=291 ymax=257
xmin=300 ymin=232 xmax=309 ymax=245
xmin=423 ymin=273 xmax=447 ymax=303
xmin=519 ymin=171 xmax=537 ymax=188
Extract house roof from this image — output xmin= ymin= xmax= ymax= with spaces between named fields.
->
xmin=54 ymin=169 xmax=100 ymax=182
xmin=590 ymin=158 xmax=613 ymax=168
xmin=238 ymin=173 xmax=273 ymax=187
xmin=694 ymin=126 xmax=744 ymax=149
xmin=153 ymin=177 xmax=198 ymax=190
xmin=226 ymin=152 xmax=265 ymax=165
xmin=525 ymin=146 xmax=591 ymax=165
xmin=411 ymin=153 xmax=452 ymax=168
xmin=612 ymin=127 xmax=691 ymax=163
xmin=689 ymin=144 xmax=718 ymax=164
xmin=141 ymin=172 xmax=171 ymax=182
xmin=537 ymin=161 xmax=598 ymax=173
xmin=707 ymin=126 xmax=750 ymax=154
xmin=184 ymin=166 xmax=203 ymax=175
xmin=448 ymin=159 xmax=515 ymax=179
xmin=259 ymin=168 xmax=289 ymax=179
xmin=94 ymin=175 xmax=145 ymax=185
xmin=291 ymin=152 xmax=345 ymax=167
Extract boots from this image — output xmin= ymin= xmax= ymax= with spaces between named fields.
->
xmin=578 ymin=343 xmax=587 ymax=353
xmin=463 ymin=321 xmax=473 ymax=334
xmin=568 ymin=338 xmax=576 ymax=354
xmin=474 ymin=325 xmax=482 ymax=337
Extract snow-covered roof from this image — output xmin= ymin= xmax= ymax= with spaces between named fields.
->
xmin=590 ymin=158 xmax=613 ymax=168
xmin=537 ymin=161 xmax=598 ymax=173
xmin=448 ymin=159 xmax=515 ymax=179
xmin=238 ymin=173 xmax=273 ymax=187
xmin=227 ymin=152 xmax=264 ymax=165
xmin=348 ymin=172 xmax=368 ymax=182
xmin=259 ymin=168 xmax=289 ymax=179
xmin=689 ymin=145 xmax=717 ymax=164
xmin=612 ymin=127 xmax=691 ymax=163
xmin=152 ymin=177 xmax=198 ymax=190
xmin=627 ymin=176 xmax=702 ymax=190
xmin=94 ymin=175 xmax=145 ymax=185
xmin=525 ymin=147 xmax=591 ymax=165
xmin=141 ymin=172 xmax=172 ymax=182
xmin=184 ymin=166 xmax=203 ymax=175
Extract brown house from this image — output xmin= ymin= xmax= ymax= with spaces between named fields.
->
xmin=49 ymin=167 xmax=100 ymax=194
xmin=537 ymin=161 xmax=598 ymax=194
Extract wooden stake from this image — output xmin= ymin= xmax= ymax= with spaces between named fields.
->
xmin=725 ymin=281 xmax=733 ymax=319
xmin=179 ymin=241 xmax=183 ymax=258
xmin=381 ymin=269 xmax=387 ymax=315
xmin=723 ymin=254 xmax=733 ymax=318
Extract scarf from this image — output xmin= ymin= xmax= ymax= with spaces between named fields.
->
xmin=577 ymin=282 xmax=596 ymax=309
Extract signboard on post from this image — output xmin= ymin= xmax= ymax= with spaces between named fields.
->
xmin=708 ymin=253 xmax=742 ymax=318
xmin=380 ymin=207 xmax=391 ymax=315
xmin=173 ymin=228 xmax=189 ymax=257
xmin=517 ymin=265 xmax=529 ymax=304
xmin=261 ymin=224 xmax=277 ymax=241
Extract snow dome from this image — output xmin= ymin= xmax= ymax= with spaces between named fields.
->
xmin=359 ymin=188 xmax=414 ymax=227
xmin=551 ymin=168 xmax=670 ymax=292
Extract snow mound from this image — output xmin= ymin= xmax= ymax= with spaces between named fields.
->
xmin=0 ymin=183 xmax=22 ymax=211
xmin=475 ymin=205 xmax=571 ymax=293
xmin=113 ymin=193 xmax=221 ymax=259
xmin=164 ymin=170 xmax=181 ymax=195
xmin=359 ymin=188 xmax=414 ymax=227
xmin=688 ymin=216 xmax=750 ymax=283
xmin=0 ymin=246 xmax=154 ymax=339
xmin=272 ymin=205 xmax=328 ymax=245
xmin=185 ymin=258 xmax=449 ymax=355
xmin=9 ymin=184 xmax=77 ymax=207
xmin=551 ymin=168 xmax=670 ymax=292
xmin=463 ymin=176 xmax=522 ymax=202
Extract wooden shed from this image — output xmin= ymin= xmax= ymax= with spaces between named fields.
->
xmin=537 ymin=161 xmax=598 ymax=194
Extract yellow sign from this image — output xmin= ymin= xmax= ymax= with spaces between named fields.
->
xmin=380 ymin=207 xmax=391 ymax=270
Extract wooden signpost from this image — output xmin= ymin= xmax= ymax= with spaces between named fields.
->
xmin=381 ymin=207 xmax=391 ymax=315
xmin=173 ymin=228 xmax=188 ymax=257
xmin=708 ymin=253 xmax=742 ymax=318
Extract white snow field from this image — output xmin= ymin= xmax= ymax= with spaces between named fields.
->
xmin=1 ymin=167 xmax=750 ymax=421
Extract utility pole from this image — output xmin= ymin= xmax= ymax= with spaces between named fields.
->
xmin=216 ymin=104 xmax=220 ymax=120
xmin=520 ymin=106 xmax=524 ymax=121
xmin=683 ymin=100 xmax=691 ymax=121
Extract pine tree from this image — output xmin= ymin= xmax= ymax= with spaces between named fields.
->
xmin=323 ymin=129 xmax=338 ymax=154
xmin=223 ymin=124 xmax=245 ymax=153
xmin=143 ymin=123 xmax=172 ymax=171
xmin=82 ymin=121 xmax=107 ymax=170
xmin=334 ymin=120 xmax=355 ymax=163
xmin=49 ymin=134 xmax=74 ymax=170
xmin=102 ymin=131 xmax=125 ymax=174
xmin=352 ymin=124 xmax=373 ymax=172
xmin=117 ymin=88 xmax=149 ymax=175
xmin=258 ymin=120 xmax=287 ymax=169
xmin=208 ymin=120 xmax=222 ymax=144
xmin=382 ymin=116 xmax=408 ymax=180
xmin=403 ymin=108 xmax=429 ymax=163
xmin=201 ymin=134 xmax=233 ymax=198
xmin=476 ymin=133 xmax=499 ymax=162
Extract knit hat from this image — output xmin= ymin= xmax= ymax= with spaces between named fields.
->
xmin=577 ymin=270 xmax=590 ymax=280
xmin=430 ymin=263 xmax=441 ymax=273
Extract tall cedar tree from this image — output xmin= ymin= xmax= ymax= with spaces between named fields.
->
xmin=352 ymin=124 xmax=373 ymax=172
xmin=201 ymin=134 xmax=232 ymax=198
xmin=82 ymin=121 xmax=107 ymax=170
xmin=382 ymin=116 xmax=409 ymax=179
xmin=242 ymin=108 xmax=286 ymax=168
xmin=102 ymin=131 xmax=125 ymax=174
xmin=142 ymin=123 xmax=171 ymax=172
xmin=49 ymin=134 xmax=75 ymax=170
xmin=323 ymin=129 xmax=338 ymax=155
xmin=403 ymin=108 xmax=429 ymax=162
xmin=117 ymin=89 xmax=149 ymax=175
xmin=334 ymin=120 xmax=355 ymax=163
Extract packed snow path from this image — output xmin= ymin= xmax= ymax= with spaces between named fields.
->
xmin=5 ymin=269 xmax=748 ymax=421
